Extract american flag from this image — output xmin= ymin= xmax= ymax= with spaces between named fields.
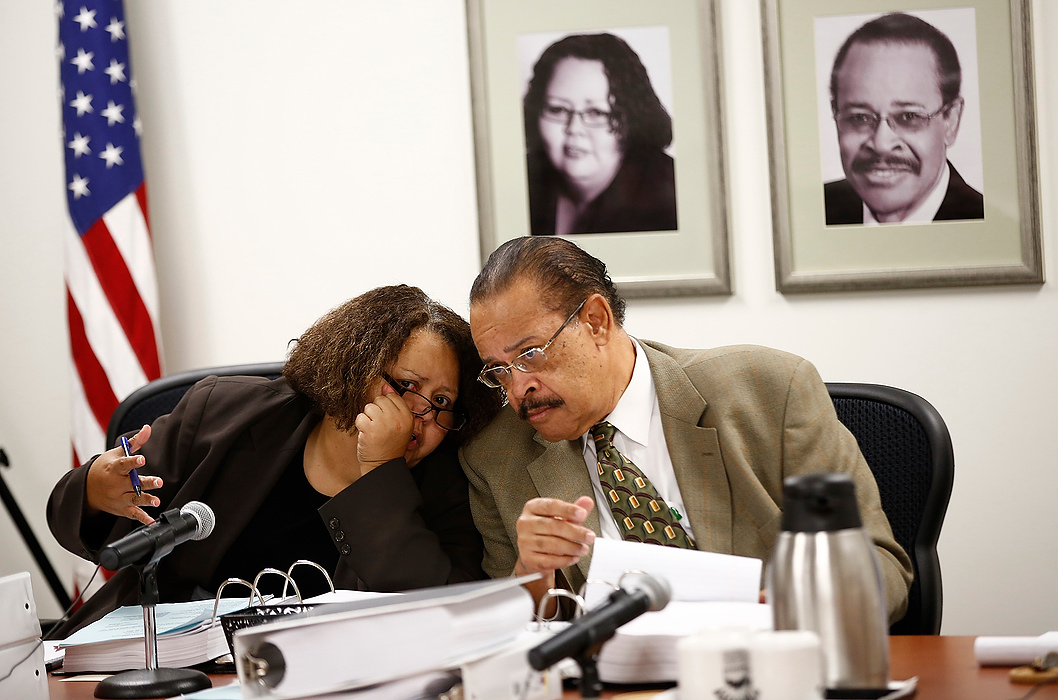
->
xmin=57 ymin=0 xmax=162 ymax=468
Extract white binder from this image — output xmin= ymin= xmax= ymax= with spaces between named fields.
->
xmin=0 ymin=572 xmax=49 ymax=700
xmin=234 ymin=576 xmax=536 ymax=698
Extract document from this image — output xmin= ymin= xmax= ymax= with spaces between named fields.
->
xmin=583 ymin=538 xmax=762 ymax=607
xmin=59 ymin=598 xmax=251 ymax=673
xmin=234 ymin=576 xmax=536 ymax=698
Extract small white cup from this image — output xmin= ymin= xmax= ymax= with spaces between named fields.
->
xmin=677 ymin=629 xmax=823 ymax=700
xmin=676 ymin=628 xmax=755 ymax=700
xmin=749 ymin=630 xmax=824 ymax=700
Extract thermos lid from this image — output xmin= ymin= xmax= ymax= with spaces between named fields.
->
xmin=781 ymin=473 xmax=863 ymax=532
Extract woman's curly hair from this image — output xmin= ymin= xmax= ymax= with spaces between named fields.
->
xmin=283 ymin=285 xmax=502 ymax=442
xmin=523 ymin=32 xmax=673 ymax=155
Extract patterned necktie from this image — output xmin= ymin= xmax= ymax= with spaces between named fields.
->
xmin=591 ymin=421 xmax=694 ymax=549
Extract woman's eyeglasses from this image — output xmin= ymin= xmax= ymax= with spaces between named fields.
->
xmin=541 ymin=102 xmax=613 ymax=129
xmin=381 ymin=373 xmax=465 ymax=431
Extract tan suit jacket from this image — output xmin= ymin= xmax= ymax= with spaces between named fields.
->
xmin=459 ymin=342 xmax=912 ymax=623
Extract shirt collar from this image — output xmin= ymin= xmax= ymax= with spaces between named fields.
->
xmin=592 ymin=339 xmax=655 ymax=448
xmin=863 ymin=161 xmax=950 ymax=225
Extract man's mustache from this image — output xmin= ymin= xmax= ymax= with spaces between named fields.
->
xmin=518 ymin=396 xmax=565 ymax=420
xmin=851 ymin=154 xmax=920 ymax=175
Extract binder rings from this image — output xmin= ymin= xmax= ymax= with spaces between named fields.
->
xmin=234 ymin=576 xmax=535 ymax=698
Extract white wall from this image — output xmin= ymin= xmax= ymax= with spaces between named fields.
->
xmin=1 ymin=0 xmax=1054 ymax=635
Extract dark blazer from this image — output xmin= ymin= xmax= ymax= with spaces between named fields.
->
xmin=824 ymin=161 xmax=984 ymax=225
xmin=527 ymin=147 xmax=678 ymax=235
xmin=460 ymin=342 xmax=913 ymax=624
xmin=47 ymin=375 xmax=484 ymax=636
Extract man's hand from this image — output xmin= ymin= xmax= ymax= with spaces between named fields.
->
xmin=85 ymin=425 xmax=163 ymax=526
xmin=514 ymin=496 xmax=596 ymax=608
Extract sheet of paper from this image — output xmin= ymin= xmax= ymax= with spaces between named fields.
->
xmin=60 ymin=598 xmax=249 ymax=646
xmin=974 ymin=631 xmax=1058 ymax=666
xmin=583 ymin=538 xmax=762 ymax=608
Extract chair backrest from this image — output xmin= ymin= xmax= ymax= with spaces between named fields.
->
xmin=826 ymin=382 xmax=954 ymax=635
xmin=106 ymin=362 xmax=286 ymax=449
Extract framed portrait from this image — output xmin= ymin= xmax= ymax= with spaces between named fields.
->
xmin=763 ymin=0 xmax=1043 ymax=293
xmin=466 ymin=0 xmax=731 ymax=297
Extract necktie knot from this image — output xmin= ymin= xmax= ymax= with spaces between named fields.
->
xmin=591 ymin=421 xmax=617 ymax=446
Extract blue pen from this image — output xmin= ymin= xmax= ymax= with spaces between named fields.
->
xmin=120 ymin=436 xmax=142 ymax=498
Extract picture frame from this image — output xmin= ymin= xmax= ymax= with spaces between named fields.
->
xmin=466 ymin=0 xmax=731 ymax=297
xmin=762 ymin=0 xmax=1043 ymax=293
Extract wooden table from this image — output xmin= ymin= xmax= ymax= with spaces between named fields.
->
xmin=46 ymin=636 xmax=1057 ymax=700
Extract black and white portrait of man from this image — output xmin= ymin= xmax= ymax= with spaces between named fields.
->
xmin=816 ymin=9 xmax=984 ymax=226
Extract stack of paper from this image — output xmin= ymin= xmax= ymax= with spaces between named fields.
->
xmin=578 ymin=539 xmax=770 ymax=683
xmin=59 ymin=597 xmax=250 ymax=672
xmin=597 ymin=601 xmax=772 ymax=682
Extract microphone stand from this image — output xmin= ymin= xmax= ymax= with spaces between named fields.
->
xmin=574 ymin=645 xmax=603 ymax=699
xmin=94 ymin=561 xmax=211 ymax=699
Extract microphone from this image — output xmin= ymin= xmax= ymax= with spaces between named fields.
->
xmin=528 ymin=571 xmax=671 ymax=670
xmin=100 ymin=501 xmax=215 ymax=570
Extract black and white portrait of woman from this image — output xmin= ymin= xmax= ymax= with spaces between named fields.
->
xmin=520 ymin=28 xmax=678 ymax=236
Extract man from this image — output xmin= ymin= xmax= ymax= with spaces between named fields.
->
xmin=460 ymin=237 xmax=912 ymax=624
xmin=824 ymin=12 xmax=984 ymax=225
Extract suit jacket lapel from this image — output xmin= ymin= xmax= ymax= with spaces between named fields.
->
xmin=527 ymin=433 xmax=600 ymax=586
xmin=642 ymin=342 xmax=734 ymax=555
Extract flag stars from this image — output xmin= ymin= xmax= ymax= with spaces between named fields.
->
xmin=71 ymin=48 xmax=95 ymax=74
xmin=68 ymin=174 xmax=90 ymax=199
xmin=105 ymin=18 xmax=125 ymax=42
xmin=68 ymin=132 xmax=91 ymax=158
xmin=72 ymin=7 xmax=97 ymax=31
xmin=69 ymin=90 xmax=93 ymax=116
xmin=101 ymin=101 xmax=125 ymax=126
xmin=56 ymin=42 xmax=66 ymax=61
xmin=133 ymin=116 xmax=143 ymax=136
xmin=99 ymin=143 xmax=124 ymax=168
xmin=104 ymin=59 xmax=127 ymax=84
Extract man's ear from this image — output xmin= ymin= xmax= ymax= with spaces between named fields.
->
xmin=582 ymin=293 xmax=615 ymax=346
xmin=943 ymin=96 xmax=964 ymax=147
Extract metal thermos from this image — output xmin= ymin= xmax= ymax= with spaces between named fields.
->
xmin=768 ymin=473 xmax=890 ymax=696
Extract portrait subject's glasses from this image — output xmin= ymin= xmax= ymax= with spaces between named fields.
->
xmin=381 ymin=372 xmax=465 ymax=431
xmin=477 ymin=299 xmax=587 ymax=389
xmin=541 ymin=102 xmax=613 ymax=129
xmin=833 ymin=102 xmax=954 ymax=136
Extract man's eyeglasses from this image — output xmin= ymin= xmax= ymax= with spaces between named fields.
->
xmin=833 ymin=102 xmax=953 ymax=136
xmin=477 ymin=299 xmax=586 ymax=389
xmin=381 ymin=372 xmax=465 ymax=431
xmin=541 ymin=102 xmax=613 ymax=129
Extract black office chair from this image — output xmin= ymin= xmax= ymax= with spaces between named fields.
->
xmin=106 ymin=362 xmax=286 ymax=449
xmin=826 ymin=383 xmax=954 ymax=635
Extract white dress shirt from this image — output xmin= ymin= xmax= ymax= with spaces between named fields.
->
xmin=580 ymin=339 xmax=692 ymax=541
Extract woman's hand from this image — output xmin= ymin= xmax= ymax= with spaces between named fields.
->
xmin=85 ymin=425 xmax=163 ymax=526
xmin=354 ymin=389 xmax=414 ymax=473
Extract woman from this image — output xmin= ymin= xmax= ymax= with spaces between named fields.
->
xmin=524 ymin=32 xmax=678 ymax=236
xmin=47 ymin=285 xmax=502 ymax=635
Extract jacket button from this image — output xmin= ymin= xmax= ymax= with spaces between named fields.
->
xmin=335 ymin=530 xmax=345 ymax=542
xmin=329 ymin=518 xmax=340 ymax=530
xmin=340 ymin=544 xmax=351 ymax=555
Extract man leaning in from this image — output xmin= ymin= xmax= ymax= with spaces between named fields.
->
xmin=459 ymin=237 xmax=912 ymax=624
xmin=824 ymin=12 xmax=984 ymax=225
